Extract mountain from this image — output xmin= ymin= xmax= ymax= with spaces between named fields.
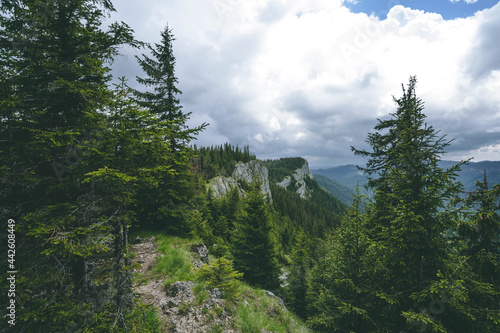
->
xmin=312 ymin=174 xmax=359 ymax=205
xmin=313 ymin=160 xmax=500 ymax=205
xmin=205 ymin=155 xmax=347 ymax=236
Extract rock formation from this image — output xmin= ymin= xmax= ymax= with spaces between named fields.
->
xmin=277 ymin=160 xmax=314 ymax=199
xmin=207 ymin=160 xmax=272 ymax=202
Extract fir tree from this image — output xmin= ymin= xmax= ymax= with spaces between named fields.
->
xmin=232 ymin=182 xmax=280 ymax=290
xmin=307 ymin=189 xmax=376 ymax=332
xmin=459 ymin=172 xmax=500 ymax=288
xmin=351 ymin=76 xmax=468 ymax=330
xmin=133 ymin=25 xmax=207 ymax=231
xmin=135 ymin=25 xmax=206 ymax=150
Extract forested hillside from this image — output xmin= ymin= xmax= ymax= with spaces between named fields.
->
xmin=1 ymin=1 xmax=499 ymax=332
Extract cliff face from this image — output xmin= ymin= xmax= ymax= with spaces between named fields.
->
xmin=276 ymin=160 xmax=314 ymax=199
xmin=207 ymin=160 xmax=272 ymax=202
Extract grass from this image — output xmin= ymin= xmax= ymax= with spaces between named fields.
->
xmin=235 ymin=286 xmax=311 ymax=333
xmin=129 ymin=231 xmax=310 ymax=333
xmin=193 ymin=281 xmax=210 ymax=305
xmin=149 ymin=234 xmax=199 ymax=285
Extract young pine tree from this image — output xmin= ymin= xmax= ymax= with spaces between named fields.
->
xmin=307 ymin=190 xmax=376 ymax=332
xmin=232 ymin=182 xmax=280 ymax=290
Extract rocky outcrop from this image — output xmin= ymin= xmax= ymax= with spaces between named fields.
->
xmin=207 ymin=160 xmax=272 ymax=202
xmin=277 ymin=160 xmax=314 ymax=199
xmin=207 ymin=176 xmax=244 ymax=198
xmin=131 ymin=238 xmax=237 ymax=333
xmin=190 ymin=244 xmax=209 ymax=268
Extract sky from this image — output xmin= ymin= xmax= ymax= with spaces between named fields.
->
xmin=107 ymin=0 xmax=500 ymax=168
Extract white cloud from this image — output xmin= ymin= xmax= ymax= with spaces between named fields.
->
xmin=450 ymin=0 xmax=479 ymax=3
xmin=109 ymin=0 xmax=500 ymax=167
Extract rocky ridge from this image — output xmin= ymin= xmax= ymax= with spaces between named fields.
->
xmin=207 ymin=160 xmax=272 ymax=202
xmin=276 ymin=160 xmax=314 ymax=199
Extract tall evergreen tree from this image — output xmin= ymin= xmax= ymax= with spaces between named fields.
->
xmin=285 ymin=228 xmax=313 ymax=318
xmin=459 ymin=172 xmax=500 ymax=288
xmin=133 ymin=25 xmax=207 ymax=231
xmin=232 ymin=182 xmax=280 ymax=290
xmin=0 ymin=1 xmax=137 ymax=330
xmin=135 ymin=25 xmax=206 ymax=150
xmin=351 ymin=76 xmax=467 ymax=330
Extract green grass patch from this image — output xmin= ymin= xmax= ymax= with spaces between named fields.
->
xmin=152 ymin=235 xmax=198 ymax=285
xmin=235 ymin=285 xmax=310 ymax=333
xmin=193 ymin=281 xmax=209 ymax=305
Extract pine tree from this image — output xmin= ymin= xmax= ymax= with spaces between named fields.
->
xmin=285 ymin=228 xmax=312 ymax=318
xmin=232 ymin=182 xmax=280 ymax=290
xmin=135 ymin=25 xmax=207 ymax=150
xmin=0 ymin=1 xmax=137 ymax=330
xmin=133 ymin=25 xmax=207 ymax=231
xmin=459 ymin=172 xmax=500 ymax=288
xmin=196 ymin=257 xmax=243 ymax=300
xmin=351 ymin=76 xmax=467 ymax=330
xmin=307 ymin=189 xmax=376 ymax=332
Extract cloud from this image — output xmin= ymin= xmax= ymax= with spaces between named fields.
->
xmin=108 ymin=0 xmax=500 ymax=167
xmin=450 ymin=0 xmax=479 ymax=3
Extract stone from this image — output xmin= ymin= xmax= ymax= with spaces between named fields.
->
xmin=206 ymin=160 xmax=273 ymax=202
xmin=264 ymin=290 xmax=287 ymax=311
xmin=276 ymin=160 xmax=314 ymax=199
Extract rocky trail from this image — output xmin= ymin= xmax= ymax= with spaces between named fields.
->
xmin=130 ymin=237 xmax=238 ymax=332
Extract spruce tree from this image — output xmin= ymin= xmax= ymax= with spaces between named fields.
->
xmin=0 ymin=1 xmax=137 ymax=330
xmin=459 ymin=172 xmax=500 ymax=288
xmin=232 ymin=182 xmax=280 ymax=290
xmin=351 ymin=76 xmax=467 ymax=330
xmin=307 ymin=189 xmax=376 ymax=332
xmin=133 ymin=25 xmax=207 ymax=231
xmin=135 ymin=25 xmax=207 ymax=150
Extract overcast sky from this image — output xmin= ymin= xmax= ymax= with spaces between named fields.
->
xmin=108 ymin=0 xmax=500 ymax=168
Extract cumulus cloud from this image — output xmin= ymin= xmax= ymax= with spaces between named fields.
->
xmin=108 ymin=0 xmax=500 ymax=167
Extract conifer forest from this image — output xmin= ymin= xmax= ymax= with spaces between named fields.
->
xmin=1 ymin=1 xmax=499 ymax=332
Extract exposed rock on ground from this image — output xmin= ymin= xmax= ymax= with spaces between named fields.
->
xmin=131 ymin=238 xmax=238 ymax=332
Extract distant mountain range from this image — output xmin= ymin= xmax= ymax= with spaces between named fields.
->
xmin=313 ymin=160 xmax=500 ymax=206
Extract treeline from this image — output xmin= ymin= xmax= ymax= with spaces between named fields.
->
xmin=264 ymin=157 xmax=307 ymax=183
xmin=0 ymin=1 xmax=205 ymax=331
xmin=192 ymin=143 xmax=255 ymax=178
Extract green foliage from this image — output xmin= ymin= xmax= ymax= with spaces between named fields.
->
xmin=194 ymin=143 xmax=256 ymax=178
xmin=196 ymin=257 xmax=243 ymax=300
xmin=135 ymin=25 xmax=207 ymax=150
xmin=347 ymin=76 xmax=469 ymax=331
xmin=458 ymin=173 xmax=500 ymax=288
xmin=132 ymin=26 xmax=206 ymax=233
xmin=235 ymin=287 xmax=310 ymax=333
xmin=307 ymin=189 xmax=377 ymax=332
xmin=153 ymin=235 xmax=197 ymax=284
xmin=264 ymin=157 xmax=307 ymax=183
xmin=270 ymin=182 xmax=344 ymax=240
xmin=232 ymin=182 xmax=280 ymax=290
xmin=284 ymin=229 xmax=313 ymax=318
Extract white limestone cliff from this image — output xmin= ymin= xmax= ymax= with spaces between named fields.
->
xmin=277 ymin=160 xmax=314 ymax=199
xmin=207 ymin=160 xmax=272 ymax=202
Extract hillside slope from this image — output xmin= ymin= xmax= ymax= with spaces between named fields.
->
xmin=130 ymin=233 xmax=310 ymax=332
